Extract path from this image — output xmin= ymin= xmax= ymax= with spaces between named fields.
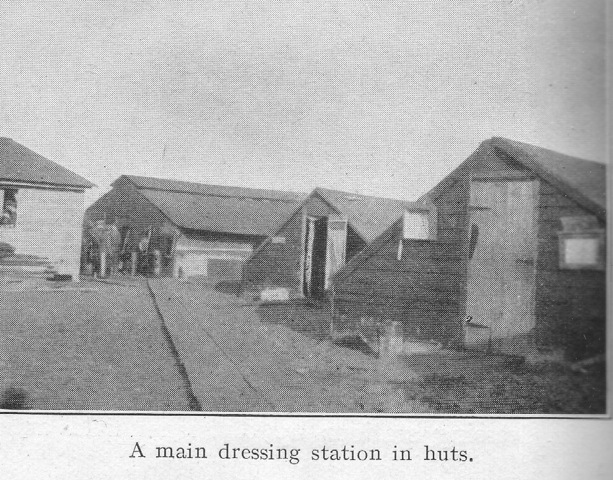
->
xmin=148 ymin=279 xmax=424 ymax=413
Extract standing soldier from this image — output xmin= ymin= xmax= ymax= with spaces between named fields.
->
xmin=0 ymin=189 xmax=17 ymax=226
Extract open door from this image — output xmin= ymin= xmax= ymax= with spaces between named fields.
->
xmin=324 ymin=216 xmax=348 ymax=289
xmin=303 ymin=217 xmax=328 ymax=298
xmin=303 ymin=215 xmax=348 ymax=298
xmin=464 ymin=180 xmax=539 ymax=352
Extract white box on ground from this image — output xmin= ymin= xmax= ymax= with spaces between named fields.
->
xmin=260 ymin=287 xmax=289 ymax=302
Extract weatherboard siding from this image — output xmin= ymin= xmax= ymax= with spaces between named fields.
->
xmin=333 ymin=176 xmax=470 ymax=347
xmin=86 ymin=183 xmax=269 ymax=279
xmin=533 ymin=179 xmax=606 ymax=349
xmin=242 ymin=207 xmax=305 ymax=293
xmin=332 ymin=146 xmax=539 ymax=348
xmin=242 ymin=195 xmax=337 ymax=295
xmin=333 ymin=144 xmax=606 ymax=355
xmin=241 ymin=192 xmax=369 ymax=296
xmin=86 ymin=181 xmax=170 ymax=235
xmin=0 ymin=186 xmax=85 ymax=280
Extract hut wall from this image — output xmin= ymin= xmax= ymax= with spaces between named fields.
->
xmin=174 ymin=230 xmax=261 ymax=281
xmin=242 ymin=193 xmax=346 ymax=295
xmin=332 ymin=144 xmax=537 ymax=347
xmin=533 ymin=180 xmax=606 ymax=352
xmin=242 ymin=208 xmax=304 ymax=293
xmin=86 ymin=184 xmax=267 ymax=278
xmin=85 ymin=181 xmax=169 ymax=236
xmin=333 ymin=177 xmax=470 ymax=347
xmin=0 ymin=186 xmax=85 ymax=280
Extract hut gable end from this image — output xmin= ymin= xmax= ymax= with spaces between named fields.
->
xmin=332 ymin=137 xmax=606 ymax=354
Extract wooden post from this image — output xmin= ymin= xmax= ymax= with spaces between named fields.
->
xmin=131 ymin=251 xmax=138 ymax=276
xmin=297 ymin=207 xmax=307 ymax=297
xmin=100 ymin=250 xmax=107 ymax=278
xmin=153 ymin=249 xmax=161 ymax=277
xmin=330 ymin=285 xmax=335 ymax=338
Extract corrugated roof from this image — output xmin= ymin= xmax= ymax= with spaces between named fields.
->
xmin=121 ymin=175 xmax=304 ymax=237
xmin=490 ymin=137 xmax=606 ymax=216
xmin=118 ymin=174 xmax=302 ymax=202
xmin=314 ymin=187 xmax=418 ymax=243
xmin=0 ymin=137 xmax=94 ymax=188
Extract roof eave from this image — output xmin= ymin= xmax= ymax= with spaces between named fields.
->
xmin=490 ymin=138 xmax=606 ymax=220
xmin=0 ymin=177 xmax=94 ymax=190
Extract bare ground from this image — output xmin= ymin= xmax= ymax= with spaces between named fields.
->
xmin=1 ymin=277 xmax=604 ymax=413
xmin=150 ymin=279 xmax=420 ymax=413
xmin=0 ymin=278 xmax=191 ymax=410
xmin=255 ymin=298 xmax=606 ymax=414
xmin=400 ymin=352 xmax=606 ymax=414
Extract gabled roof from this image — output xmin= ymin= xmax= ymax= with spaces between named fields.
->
xmin=0 ymin=137 xmax=94 ymax=188
xmin=116 ymin=174 xmax=302 ymax=202
xmin=314 ymin=187 xmax=418 ymax=243
xmin=333 ymin=137 xmax=608 ymax=285
xmin=490 ymin=137 xmax=606 ymax=217
xmin=117 ymin=175 xmax=305 ymax=237
xmin=246 ymin=187 xmax=417 ymax=264
xmin=426 ymin=137 xmax=607 ymax=219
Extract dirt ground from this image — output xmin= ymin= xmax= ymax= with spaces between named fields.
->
xmin=1 ymin=276 xmax=604 ymax=413
xmin=150 ymin=279 xmax=418 ymax=412
xmin=399 ymin=352 xmax=605 ymax=414
xmin=151 ymin=280 xmax=605 ymax=414
xmin=256 ymin=298 xmax=606 ymax=414
xmin=0 ymin=277 xmax=191 ymax=410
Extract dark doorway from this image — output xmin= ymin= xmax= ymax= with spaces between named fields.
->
xmin=303 ymin=217 xmax=328 ymax=298
xmin=310 ymin=218 xmax=328 ymax=298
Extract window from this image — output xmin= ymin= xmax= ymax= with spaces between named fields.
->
xmin=558 ymin=216 xmax=605 ymax=271
xmin=402 ymin=204 xmax=437 ymax=240
xmin=0 ymin=188 xmax=17 ymax=227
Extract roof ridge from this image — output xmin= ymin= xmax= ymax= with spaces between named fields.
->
xmin=490 ymin=137 xmax=606 ymax=218
xmin=490 ymin=136 xmax=604 ymax=165
xmin=314 ymin=186 xmax=414 ymax=204
xmin=120 ymin=174 xmax=304 ymax=201
xmin=133 ymin=185 xmax=300 ymax=203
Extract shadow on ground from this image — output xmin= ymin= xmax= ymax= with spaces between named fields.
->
xmin=1 ymin=387 xmax=30 ymax=410
xmin=256 ymin=300 xmax=333 ymax=343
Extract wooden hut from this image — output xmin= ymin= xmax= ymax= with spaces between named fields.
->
xmin=242 ymin=187 xmax=415 ymax=299
xmin=84 ymin=175 xmax=303 ymax=281
xmin=331 ymin=137 xmax=606 ymax=356
xmin=0 ymin=137 xmax=94 ymax=280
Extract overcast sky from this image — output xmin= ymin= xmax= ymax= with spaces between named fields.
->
xmin=0 ymin=0 xmax=606 ymax=205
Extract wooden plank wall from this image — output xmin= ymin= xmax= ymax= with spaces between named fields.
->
xmin=335 ymin=145 xmax=606 ymax=354
xmin=534 ymin=180 xmax=606 ymax=349
xmin=86 ymin=184 xmax=268 ymax=278
xmin=0 ymin=186 xmax=85 ymax=280
xmin=242 ymin=209 xmax=304 ymax=293
xmin=333 ymin=177 xmax=470 ymax=347
xmin=242 ymin=194 xmax=343 ymax=296
xmin=332 ymin=144 xmax=541 ymax=347
xmin=85 ymin=182 xmax=170 ymax=237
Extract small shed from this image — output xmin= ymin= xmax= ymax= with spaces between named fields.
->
xmin=242 ymin=187 xmax=416 ymax=299
xmin=0 ymin=137 xmax=94 ymax=280
xmin=331 ymin=137 xmax=606 ymax=356
xmin=84 ymin=175 xmax=303 ymax=281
